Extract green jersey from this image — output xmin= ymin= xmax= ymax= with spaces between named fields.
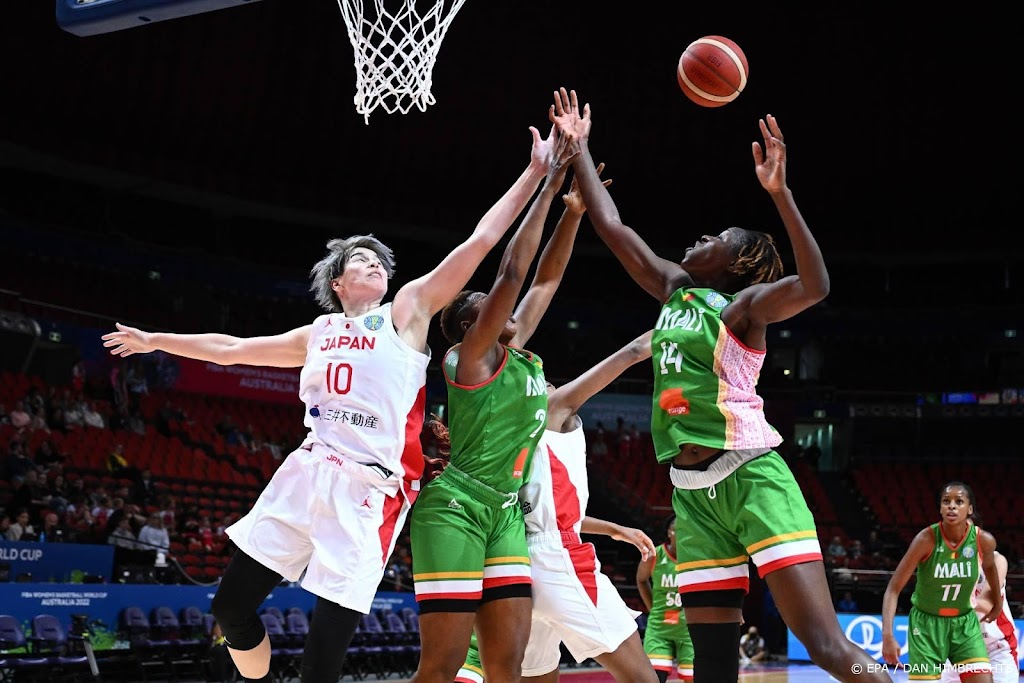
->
xmin=645 ymin=543 xmax=688 ymax=637
xmin=442 ymin=344 xmax=547 ymax=492
xmin=912 ymin=523 xmax=980 ymax=617
xmin=650 ymin=287 xmax=782 ymax=462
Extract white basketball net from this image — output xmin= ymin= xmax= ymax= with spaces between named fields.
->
xmin=336 ymin=0 xmax=468 ymax=124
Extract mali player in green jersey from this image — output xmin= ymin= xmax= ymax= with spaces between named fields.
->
xmin=549 ymin=87 xmax=886 ymax=683
xmin=408 ymin=120 xmax=580 ymax=683
xmin=636 ymin=515 xmax=693 ymax=682
xmin=882 ymin=482 xmax=1002 ymax=682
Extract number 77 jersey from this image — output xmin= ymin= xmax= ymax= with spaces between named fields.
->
xmin=300 ymin=304 xmax=430 ymax=482
xmin=912 ymin=523 xmax=980 ymax=617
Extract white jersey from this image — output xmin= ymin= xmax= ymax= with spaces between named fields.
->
xmin=519 ymin=415 xmax=589 ymax=536
xmin=299 ymin=304 xmax=430 ymax=486
xmin=973 ymin=568 xmax=1018 ymax=657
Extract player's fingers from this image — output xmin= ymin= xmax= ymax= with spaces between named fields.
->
xmin=751 ymin=141 xmax=763 ymax=164
xmin=570 ymin=89 xmax=579 ymax=112
xmin=553 ymin=91 xmax=565 ymax=116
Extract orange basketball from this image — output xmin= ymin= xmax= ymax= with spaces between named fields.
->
xmin=677 ymin=35 xmax=749 ymax=108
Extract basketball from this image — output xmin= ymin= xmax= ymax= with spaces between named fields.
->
xmin=677 ymin=35 xmax=749 ymax=108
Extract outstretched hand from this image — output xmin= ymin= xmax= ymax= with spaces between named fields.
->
xmin=609 ymin=523 xmax=656 ymax=562
xmin=563 ymin=162 xmax=611 ymax=214
xmin=529 ymin=122 xmax=578 ymax=179
xmin=752 ymin=114 xmax=787 ymax=194
xmin=101 ymin=322 xmax=154 ymax=357
xmin=549 ymin=87 xmax=591 ymax=143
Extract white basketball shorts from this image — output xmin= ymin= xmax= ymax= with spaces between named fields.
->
xmin=226 ymin=442 xmax=410 ymax=614
xmin=521 ymin=532 xmax=640 ymax=676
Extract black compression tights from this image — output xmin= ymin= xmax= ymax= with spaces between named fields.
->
xmin=210 ymin=551 xmax=284 ymax=651
xmin=210 ymin=551 xmax=362 ymax=683
xmin=301 ymin=598 xmax=362 ymax=683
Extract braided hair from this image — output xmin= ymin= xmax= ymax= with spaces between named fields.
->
xmin=727 ymin=229 xmax=784 ymax=288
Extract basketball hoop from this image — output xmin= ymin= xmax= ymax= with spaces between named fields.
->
xmin=336 ymin=0 xmax=468 ymax=124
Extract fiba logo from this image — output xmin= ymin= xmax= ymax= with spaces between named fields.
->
xmin=844 ymin=615 xmax=908 ymax=661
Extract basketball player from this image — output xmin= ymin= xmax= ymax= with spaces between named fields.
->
xmin=548 ymin=87 xmax=889 ymax=683
xmin=882 ymin=482 xmax=1001 ymax=682
xmin=456 ymin=328 xmax=661 ymax=683
xmin=637 ymin=515 xmax=693 ymax=682
xmin=100 ymin=122 xmax=565 ymax=683
xmin=940 ymin=549 xmax=1018 ymax=683
xmin=407 ymin=121 xmax=578 ymax=683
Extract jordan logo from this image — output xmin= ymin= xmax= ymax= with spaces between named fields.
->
xmin=325 ymin=318 xmax=333 ymax=328
xmin=448 ymin=498 xmax=463 ymax=510
xmin=361 ymin=496 xmax=372 ymax=509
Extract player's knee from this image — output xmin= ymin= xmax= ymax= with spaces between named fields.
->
xmin=799 ymin=629 xmax=848 ymax=671
xmin=210 ymin=589 xmax=265 ymax=651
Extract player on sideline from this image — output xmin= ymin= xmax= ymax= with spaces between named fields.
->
xmin=883 ymin=482 xmax=1001 ymax=683
xmin=100 ymin=122 xmax=564 ymax=683
xmin=548 ymin=87 xmax=889 ymax=683
xmin=940 ymin=549 xmax=1018 ymax=683
xmin=637 ymin=515 xmax=693 ymax=682
xmin=456 ymin=328 xmax=660 ymax=683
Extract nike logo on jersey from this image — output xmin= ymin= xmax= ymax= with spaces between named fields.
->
xmin=448 ymin=499 xmax=463 ymax=510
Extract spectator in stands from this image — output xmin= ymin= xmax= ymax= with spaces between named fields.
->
xmin=101 ymin=134 xmax=549 ymax=683
xmin=133 ymin=467 xmax=157 ymax=505
xmin=6 ymin=508 xmax=36 ymax=541
xmin=137 ymin=512 xmax=171 ymax=553
xmin=8 ymin=400 xmax=31 ymax=430
xmin=0 ymin=513 xmax=10 ymax=538
xmin=62 ymin=395 xmax=85 ymax=430
xmin=124 ymin=407 xmax=147 ymax=436
xmin=71 ymin=358 xmax=87 ymax=394
xmin=106 ymin=442 xmax=142 ymax=486
xmin=39 ymin=511 xmax=73 ymax=543
xmin=11 ymin=468 xmax=52 ymax=514
xmin=65 ymin=493 xmax=96 ymax=535
xmin=865 ymin=529 xmax=884 ymax=556
xmin=34 ymin=438 xmax=65 ymax=468
xmin=46 ymin=473 xmax=70 ymax=515
xmin=5 ymin=439 xmax=35 ymax=479
xmin=837 ymin=591 xmax=859 ymax=613
xmin=105 ymin=500 xmax=146 ymax=539
xmin=91 ymin=495 xmax=115 ymax=527
xmin=82 ymin=400 xmax=106 ymax=429
xmin=827 ymin=536 xmax=847 ymax=566
xmin=590 ymin=421 xmax=609 ymax=461
xmin=549 ymin=95 xmax=883 ymax=683
xmin=739 ymin=626 xmax=767 ymax=666
xmin=124 ymin=361 xmax=148 ymax=395
xmin=846 ymin=539 xmax=864 ymax=567
xmin=27 ymin=404 xmax=49 ymax=433
xmin=108 ymin=516 xmax=139 ymax=549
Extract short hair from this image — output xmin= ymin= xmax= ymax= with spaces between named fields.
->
xmin=664 ymin=514 xmax=676 ymax=535
xmin=309 ymin=235 xmax=396 ymax=313
xmin=439 ymin=290 xmax=477 ymax=345
xmin=729 ymin=229 xmax=784 ymax=287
